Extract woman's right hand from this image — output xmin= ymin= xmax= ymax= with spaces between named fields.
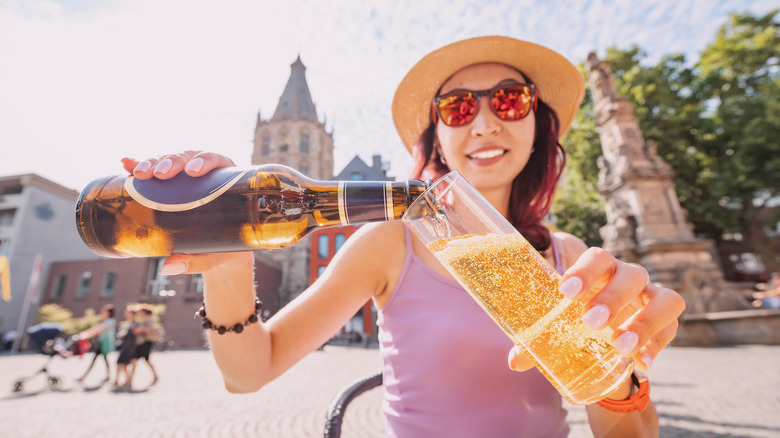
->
xmin=120 ymin=150 xmax=250 ymax=277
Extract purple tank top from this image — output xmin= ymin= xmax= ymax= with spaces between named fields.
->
xmin=377 ymin=228 xmax=569 ymax=438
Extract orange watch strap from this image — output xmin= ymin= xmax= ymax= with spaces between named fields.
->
xmin=596 ymin=372 xmax=651 ymax=413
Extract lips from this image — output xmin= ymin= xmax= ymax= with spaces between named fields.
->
xmin=466 ymin=147 xmax=507 ymax=164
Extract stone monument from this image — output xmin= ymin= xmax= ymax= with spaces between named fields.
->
xmin=585 ymin=53 xmax=748 ymax=316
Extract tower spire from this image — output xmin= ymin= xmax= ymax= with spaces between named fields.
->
xmin=272 ymin=55 xmax=318 ymax=122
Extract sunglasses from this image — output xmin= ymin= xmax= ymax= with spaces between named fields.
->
xmin=432 ymin=83 xmax=538 ymax=127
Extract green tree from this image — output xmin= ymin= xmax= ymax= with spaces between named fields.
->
xmin=601 ymin=11 xmax=779 ymax=272
xmin=552 ymin=66 xmax=606 ymax=247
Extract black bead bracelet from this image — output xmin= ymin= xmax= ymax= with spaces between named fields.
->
xmin=195 ymin=298 xmax=263 ymax=335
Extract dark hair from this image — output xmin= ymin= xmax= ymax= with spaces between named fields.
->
xmin=410 ymin=98 xmax=565 ymax=252
xmin=101 ymin=304 xmax=115 ymax=319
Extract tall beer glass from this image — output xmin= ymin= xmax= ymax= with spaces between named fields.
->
xmin=402 ymin=171 xmax=633 ymax=405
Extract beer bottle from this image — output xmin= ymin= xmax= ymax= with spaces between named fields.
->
xmin=76 ymin=164 xmax=429 ymax=258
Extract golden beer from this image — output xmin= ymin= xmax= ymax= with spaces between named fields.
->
xmin=428 ymin=232 xmax=633 ymax=405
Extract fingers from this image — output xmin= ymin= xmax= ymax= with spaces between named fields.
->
xmin=620 ymin=283 xmax=686 ymax=370
xmin=158 ymin=251 xmax=254 ymax=275
xmin=560 ymin=247 xmax=686 ymax=370
xmin=507 ymin=344 xmax=535 ymax=372
xmin=185 ymin=151 xmax=237 ymax=176
xmin=634 ymin=313 xmax=679 ymax=372
xmin=120 ymin=150 xmax=236 ymax=181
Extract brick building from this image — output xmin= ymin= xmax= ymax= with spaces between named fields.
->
xmin=40 ymin=255 xmax=282 ymax=348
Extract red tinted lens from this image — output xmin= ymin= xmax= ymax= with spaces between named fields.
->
xmin=437 ymin=92 xmax=478 ymax=126
xmin=491 ymin=86 xmax=533 ymax=120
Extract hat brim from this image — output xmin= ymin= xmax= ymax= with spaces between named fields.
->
xmin=392 ymin=36 xmax=585 ymax=152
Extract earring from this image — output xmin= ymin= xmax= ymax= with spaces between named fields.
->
xmin=439 ymin=154 xmax=448 ymax=165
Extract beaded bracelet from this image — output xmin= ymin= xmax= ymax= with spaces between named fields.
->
xmin=194 ymin=298 xmax=263 ymax=335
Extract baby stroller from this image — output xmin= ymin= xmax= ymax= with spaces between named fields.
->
xmin=12 ymin=322 xmax=82 ymax=392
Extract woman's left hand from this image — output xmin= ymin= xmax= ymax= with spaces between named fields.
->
xmin=509 ymin=247 xmax=686 ymax=373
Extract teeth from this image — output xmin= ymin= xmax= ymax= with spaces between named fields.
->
xmin=468 ymin=149 xmax=505 ymax=159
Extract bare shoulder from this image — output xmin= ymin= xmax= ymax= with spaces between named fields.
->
xmin=552 ymin=231 xmax=588 ymax=269
xmin=347 ymin=221 xmax=406 ymax=253
xmin=331 ymin=221 xmax=408 ymax=298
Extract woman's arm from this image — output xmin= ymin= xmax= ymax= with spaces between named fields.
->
xmin=163 ymin=223 xmax=399 ymax=393
xmin=79 ymin=321 xmax=109 ymax=340
xmin=130 ymin=150 xmax=403 ymax=393
xmin=584 ymin=381 xmax=659 ymax=438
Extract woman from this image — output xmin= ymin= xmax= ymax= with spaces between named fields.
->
xmin=126 ymin=307 xmax=160 ymax=388
xmin=123 ymin=36 xmax=685 ymax=437
xmin=76 ymin=304 xmax=115 ymax=384
xmin=114 ymin=307 xmax=137 ymax=388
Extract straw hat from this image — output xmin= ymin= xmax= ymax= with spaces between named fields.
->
xmin=392 ymin=36 xmax=585 ymax=152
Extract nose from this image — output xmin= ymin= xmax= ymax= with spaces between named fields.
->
xmin=470 ymin=96 xmax=501 ymax=137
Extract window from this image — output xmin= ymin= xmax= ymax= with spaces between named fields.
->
xmin=300 ymin=132 xmax=310 ymax=153
xmin=76 ymin=272 xmax=92 ymax=299
xmin=50 ymin=274 xmax=66 ymax=300
xmin=318 ymin=234 xmax=329 ymax=258
xmin=0 ymin=208 xmax=16 ymax=226
xmin=280 ymin=143 xmax=289 ymax=153
xmin=318 ymin=265 xmax=327 ymax=277
xmin=335 ymin=234 xmax=346 ymax=253
xmin=101 ymin=272 xmax=117 ymax=298
xmin=261 ymin=136 xmax=271 ymax=156
xmin=148 ymin=258 xmax=171 ymax=296
xmin=0 ymin=184 xmax=22 ymax=195
xmin=350 ymin=172 xmax=363 ymax=181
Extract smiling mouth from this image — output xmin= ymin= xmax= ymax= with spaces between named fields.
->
xmin=467 ymin=149 xmax=507 ymax=160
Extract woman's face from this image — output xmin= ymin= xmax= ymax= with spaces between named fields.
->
xmin=435 ymin=63 xmax=536 ymax=193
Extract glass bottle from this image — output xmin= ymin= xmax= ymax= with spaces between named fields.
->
xmin=76 ymin=164 xmax=428 ymax=258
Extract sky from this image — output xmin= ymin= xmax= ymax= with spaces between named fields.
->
xmin=0 ymin=0 xmax=776 ymax=192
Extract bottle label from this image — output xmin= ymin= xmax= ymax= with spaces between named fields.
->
xmin=125 ymin=168 xmax=250 ymax=212
xmin=338 ymin=181 xmax=394 ymax=225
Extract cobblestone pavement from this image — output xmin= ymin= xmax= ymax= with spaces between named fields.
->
xmin=1 ymin=344 xmax=779 ymax=438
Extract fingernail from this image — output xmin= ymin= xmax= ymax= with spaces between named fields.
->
xmin=614 ymin=332 xmax=639 ymax=356
xmin=641 ymin=353 xmax=653 ymax=370
xmin=159 ymin=262 xmax=186 ymax=276
xmin=582 ymin=305 xmax=610 ymax=330
xmin=559 ymin=277 xmax=583 ymax=299
xmin=134 ymin=161 xmax=152 ymax=174
xmin=155 ymin=159 xmax=173 ymax=175
xmin=185 ymin=157 xmax=204 ymax=173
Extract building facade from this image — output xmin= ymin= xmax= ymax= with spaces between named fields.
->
xmin=251 ymin=56 xmax=335 ymax=305
xmin=308 ymin=154 xmax=396 ymax=341
xmin=0 ymin=174 xmax=101 ymax=338
xmin=40 ymin=255 xmax=282 ymax=348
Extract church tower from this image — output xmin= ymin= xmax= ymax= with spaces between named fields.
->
xmin=585 ymin=53 xmax=743 ymax=314
xmin=252 ymin=56 xmax=335 ymax=304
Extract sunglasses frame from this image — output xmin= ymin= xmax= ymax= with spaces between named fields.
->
xmin=432 ymin=83 xmax=538 ymax=127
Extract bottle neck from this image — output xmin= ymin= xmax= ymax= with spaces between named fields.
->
xmin=336 ymin=180 xmax=427 ymax=225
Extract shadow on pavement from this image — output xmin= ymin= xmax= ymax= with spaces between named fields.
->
xmin=660 ymin=413 xmax=780 ymax=437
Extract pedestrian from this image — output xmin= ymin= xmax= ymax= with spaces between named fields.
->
xmin=753 ymin=272 xmax=780 ymax=309
xmin=114 ymin=307 xmax=137 ymax=388
xmin=126 ymin=307 xmax=160 ymax=388
xmin=76 ymin=304 xmax=115 ymax=384
xmin=123 ymin=36 xmax=686 ymax=437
